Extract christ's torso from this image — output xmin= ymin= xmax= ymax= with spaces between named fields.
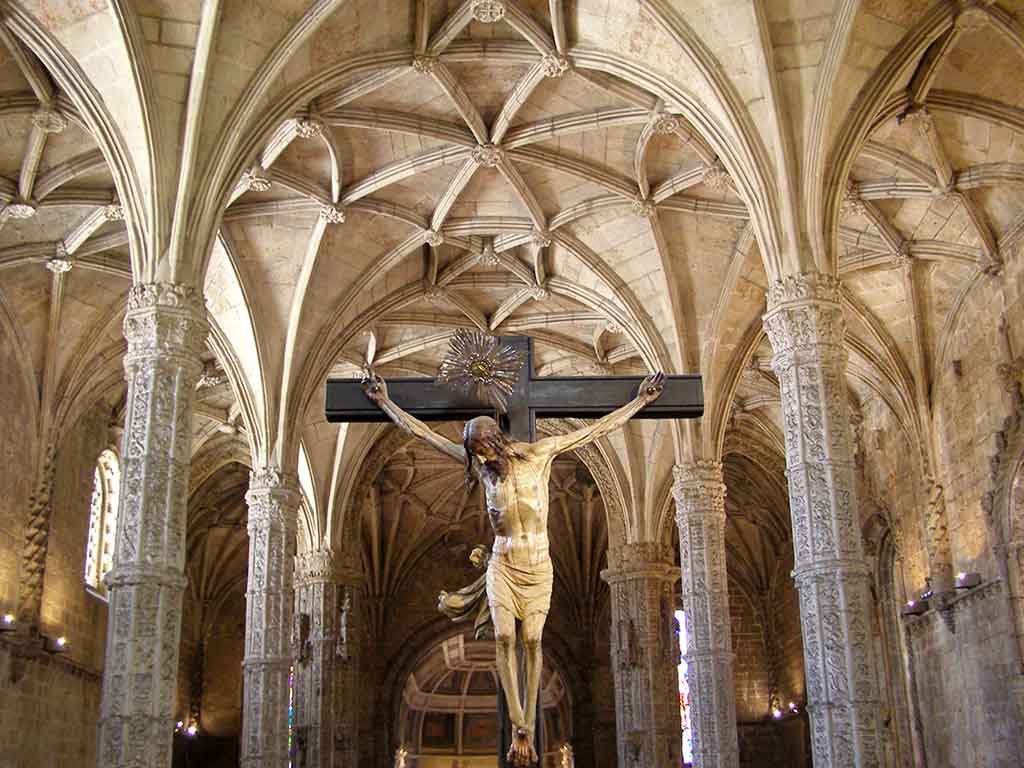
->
xmin=481 ymin=444 xmax=551 ymax=564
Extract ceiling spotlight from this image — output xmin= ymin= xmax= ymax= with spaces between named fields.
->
xmin=901 ymin=598 xmax=928 ymax=617
xmin=43 ymin=634 xmax=68 ymax=653
xmin=955 ymin=571 xmax=981 ymax=589
xmin=0 ymin=614 xmax=15 ymax=632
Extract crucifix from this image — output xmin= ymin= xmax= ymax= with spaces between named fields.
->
xmin=326 ymin=335 xmax=703 ymax=765
xmin=326 ymin=336 xmax=703 ymax=439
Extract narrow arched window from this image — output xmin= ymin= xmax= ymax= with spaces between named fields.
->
xmin=84 ymin=449 xmax=120 ymax=594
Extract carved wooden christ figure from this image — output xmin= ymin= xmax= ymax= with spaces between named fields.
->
xmin=363 ymin=372 xmax=665 ymax=765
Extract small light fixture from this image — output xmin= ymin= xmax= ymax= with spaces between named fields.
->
xmin=0 ymin=614 xmax=15 ymax=632
xmin=901 ymin=598 xmax=928 ymax=617
xmin=955 ymin=571 xmax=981 ymax=589
xmin=186 ymin=724 xmax=198 ymax=737
xmin=43 ymin=634 xmax=68 ymax=653
xmin=772 ymin=708 xmax=782 ymax=719
xmin=175 ymin=721 xmax=184 ymax=732
xmin=788 ymin=701 xmax=798 ymax=713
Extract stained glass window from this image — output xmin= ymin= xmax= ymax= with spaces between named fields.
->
xmin=675 ymin=609 xmax=693 ymax=765
xmin=288 ymin=664 xmax=295 ymax=767
xmin=84 ymin=449 xmax=120 ymax=595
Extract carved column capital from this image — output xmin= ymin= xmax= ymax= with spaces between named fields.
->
xmin=602 ymin=541 xmax=674 ymax=580
xmin=123 ymin=282 xmax=208 ymax=374
xmin=295 ymin=547 xmax=337 ymax=586
xmin=672 ymin=461 xmax=726 ymax=520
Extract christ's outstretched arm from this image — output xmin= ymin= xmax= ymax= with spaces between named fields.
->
xmin=533 ymin=372 xmax=665 ymax=458
xmin=363 ymin=373 xmax=467 ymax=463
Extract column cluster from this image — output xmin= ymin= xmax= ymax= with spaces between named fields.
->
xmin=601 ymin=542 xmax=681 ymax=768
xmin=97 ymin=283 xmax=207 ymax=768
xmin=293 ymin=547 xmax=362 ymax=767
xmin=672 ymin=461 xmax=739 ymax=768
xmin=242 ymin=468 xmax=300 ymax=767
xmin=762 ymin=272 xmax=883 ymax=768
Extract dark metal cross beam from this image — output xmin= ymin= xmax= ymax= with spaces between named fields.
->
xmin=325 ymin=336 xmax=703 ymax=441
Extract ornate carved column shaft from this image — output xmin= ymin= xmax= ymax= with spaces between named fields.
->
xmin=672 ymin=461 xmax=739 ymax=768
xmin=97 ymin=283 xmax=207 ymax=768
xmin=16 ymin=441 xmax=57 ymax=629
xmin=292 ymin=548 xmax=362 ymax=767
xmin=762 ymin=273 xmax=883 ymax=768
xmin=601 ymin=542 xmax=682 ymax=768
xmin=242 ymin=468 xmax=300 ymax=768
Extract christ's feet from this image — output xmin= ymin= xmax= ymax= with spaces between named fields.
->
xmin=507 ymin=726 xmax=539 ymax=766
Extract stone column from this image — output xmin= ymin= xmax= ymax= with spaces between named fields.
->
xmin=292 ymin=548 xmax=362 ymax=767
xmin=242 ymin=468 xmax=299 ymax=767
xmin=672 ymin=461 xmax=739 ymax=768
xmin=762 ymin=272 xmax=883 ymax=768
xmin=601 ymin=542 xmax=682 ymax=768
xmin=97 ymin=283 xmax=207 ymax=768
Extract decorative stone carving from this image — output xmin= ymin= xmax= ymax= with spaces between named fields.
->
xmin=424 ymin=229 xmax=445 ymax=247
xmin=242 ymin=167 xmax=272 ymax=193
xmin=295 ymin=118 xmax=324 ymax=139
xmin=104 ymin=203 xmax=126 ymax=221
xmin=32 ymin=108 xmax=67 ymax=134
xmin=891 ymin=244 xmax=912 ymax=270
xmin=601 ymin=543 xmax=682 ymax=768
xmin=701 ymin=161 xmax=731 ymax=191
xmin=901 ymin=106 xmax=934 ymax=133
xmin=541 ymin=54 xmax=570 ymax=78
xmin=530 ymin=283 xmax=549 ymax=301
xmin=424 ymin=283 xmax=446 ymax=304
xmin=471 ymin=143 xmax=504 ymax=167
xmin=652 ymin=113 xmax=681 ymax=135
xmin=46 ymin=256 xmax=72 ymax=273
xmin=6 ymin=201 xmax=37 ymax=218
xmin=292 ymin=549 xmax=362 ymax=768
xmin=479 ymin=241 xmax=500 ymax=266
xmin=530 ymin=229 xmax=552 ymax=249
xmin=412 ymin=55 xmax=438 ymax=74
xmin=470 ymin=0 xmax=505 ymax=23
xmin=97 ymin=282 xmax=208 ymax=768
xmin=631 ymin=196 xmax=655 ymax=218
xmin=672 ymin=461 xmax=740 ymax=768
xmin=242 ymin=468 xmax=300 ymax=767
xmin=841 ymin=181 xmax=866 ymax=217
xmin=16 ymin=442 xmax=57 ymax=628
xmin=762 ymin=273 xmax=883 ymax=768
xmin=319 ymin=204 xmax=346 ymax=224
xmin=925 ymin=482 xmax=954 ymax=593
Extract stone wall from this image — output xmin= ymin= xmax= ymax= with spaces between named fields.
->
xmin=903 ymin=580 xmax=1022 ymax=767
xmin=0 ymin=637 xmax=102 ymax=766
xmin=933 ymin=250 xmax=1024 ymax=581
xmin=0 ymin=397 xmax=111 ymax=767
xmin=730 ymin=585 xmax=770 ymax=722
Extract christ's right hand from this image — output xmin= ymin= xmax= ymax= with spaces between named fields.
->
xmin=362 ymin=372 xmax=388 ymax=403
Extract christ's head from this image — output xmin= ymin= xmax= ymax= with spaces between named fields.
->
xmin=463 ymin=416 xmax=515 ymax=479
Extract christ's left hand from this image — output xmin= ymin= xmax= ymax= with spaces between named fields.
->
xmin=639 ymin=371 xmax=665 ymax=403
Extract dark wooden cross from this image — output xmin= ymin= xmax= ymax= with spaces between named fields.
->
xmin=325 ymin=335 xmax=702 ymax=765
xmin=325 ymin=336 xmax=703 ymax=442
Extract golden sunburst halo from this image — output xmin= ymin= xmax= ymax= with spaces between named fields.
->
xmin=437 ymin=330 xmax=525 ymax=413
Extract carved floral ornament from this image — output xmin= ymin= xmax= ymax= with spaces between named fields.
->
xmin=471 ymin=143 xmax=504 ymax=167
xmin=470 ymin=0 xmax=505 ymax=23
xmin=672 ymin=461 xmax=727 ymax=518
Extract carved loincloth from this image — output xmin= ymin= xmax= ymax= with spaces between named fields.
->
xmin=485 ymin=538 xmax=553 ymax=621
xmin=438 ymin=536 xmax=553 ymax=636
xmin=438 ymin=571 xmax=493 ymax=639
